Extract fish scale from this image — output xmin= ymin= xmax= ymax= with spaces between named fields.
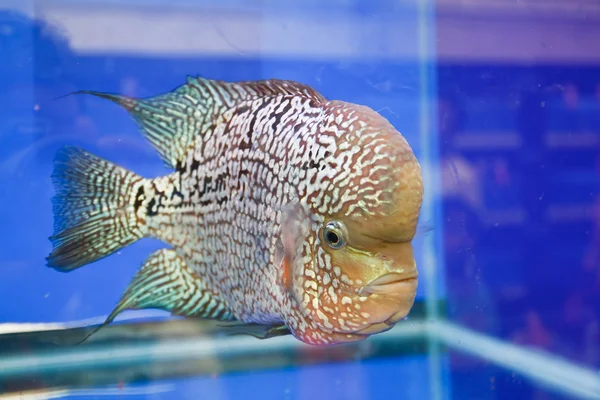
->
xmin=154 ymin=84 xmax=321 ymax=322
xmin=46 ymin=76 xmax=423 ymax=345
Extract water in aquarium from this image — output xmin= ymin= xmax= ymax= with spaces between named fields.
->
xmin=0 ymin=0 xmax=599 ymax=399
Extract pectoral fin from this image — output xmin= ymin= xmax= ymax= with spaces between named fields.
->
xmin=276 ymin=202 xmax=310 ymax=295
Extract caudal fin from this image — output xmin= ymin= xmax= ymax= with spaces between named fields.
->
xmin=46 ymin=146 xmax=146 ymax=272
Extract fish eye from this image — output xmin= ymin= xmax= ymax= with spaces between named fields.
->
xmin=323 ymin=221 xmax=347 ymax=250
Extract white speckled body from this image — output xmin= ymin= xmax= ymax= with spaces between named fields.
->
xmin=48 ymin=77 xmax=423 ymax=345
xmin=144 ymin=88 xmax=328 ymax=325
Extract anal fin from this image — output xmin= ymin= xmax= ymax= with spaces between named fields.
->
xmin=80 ymin=249 xmax=233 ymax=343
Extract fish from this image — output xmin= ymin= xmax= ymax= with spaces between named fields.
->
xmin=46 ymin=76 xmax=424 ymax=346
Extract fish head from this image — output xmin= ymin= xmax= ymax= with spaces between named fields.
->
xmin=281 ymin=101 xmax=423 ymax=345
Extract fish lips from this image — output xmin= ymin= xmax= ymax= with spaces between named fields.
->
xmin=353 ymin=273 xmax=418 ymax=336
xmin=362 ymin=272 xmax=418 ymax=296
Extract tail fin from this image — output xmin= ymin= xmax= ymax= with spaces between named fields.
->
xmin=46 ymin=146 xmax=146 ymax=272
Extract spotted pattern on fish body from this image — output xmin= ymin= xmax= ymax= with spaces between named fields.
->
xmin=47 ymin=76 xmax=423 ymax=345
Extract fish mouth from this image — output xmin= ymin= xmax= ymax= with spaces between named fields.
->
xmin=354 ymin=320 xmax=396 ymax=336
xmin=352 ymin=273 xmax=418 ymax=335
xmin=361 ymin=273 xmax=418 ymax=296
xmin=323 ymin=273 xmax=418 ymax=339
xmin=352 ymin=305 xmax=414 ymax=336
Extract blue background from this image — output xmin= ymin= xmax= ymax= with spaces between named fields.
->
xmin=1 ymin=0 xmax=599 ymax=399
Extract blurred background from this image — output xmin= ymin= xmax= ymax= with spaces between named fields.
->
xmin=0 ymin=0 xmax=599 ymax=399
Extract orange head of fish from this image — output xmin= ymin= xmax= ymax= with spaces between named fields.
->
xmin=279 ymin=101 xmax=424 ymax=345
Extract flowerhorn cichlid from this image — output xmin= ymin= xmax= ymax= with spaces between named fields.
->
xmin=46 ymin=77 xmax=423 ymax=345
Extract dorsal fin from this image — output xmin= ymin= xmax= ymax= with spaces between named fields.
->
xmin=73 ymin=77 xmax=327 ymax=168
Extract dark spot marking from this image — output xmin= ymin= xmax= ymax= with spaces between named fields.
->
xmin=300 ymin=158 xmax=324 ymax=171
xmin=171 ymin=187 xmax=184 ymax=202
xmin=197 ymin=176 xmax=213 ymax=197
xmin=238 ymin=168 xmax=250 ymax=179
xmin=236 ymin=104 xmax=251 ymax=114
xmin=149 ymin=182 xmax=168 ymax=215
xmin=134 ymin=186 xmax=145 ymax=212
xmin=272 ymin=101 xmax=292 ymax=130
xmin=147 ymin=198 xmax=158 ymax=216
xmin=240 ymin=100 xmax=270 ymax=150
xmin=190 ymin=158 xmax=200 ymax=173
